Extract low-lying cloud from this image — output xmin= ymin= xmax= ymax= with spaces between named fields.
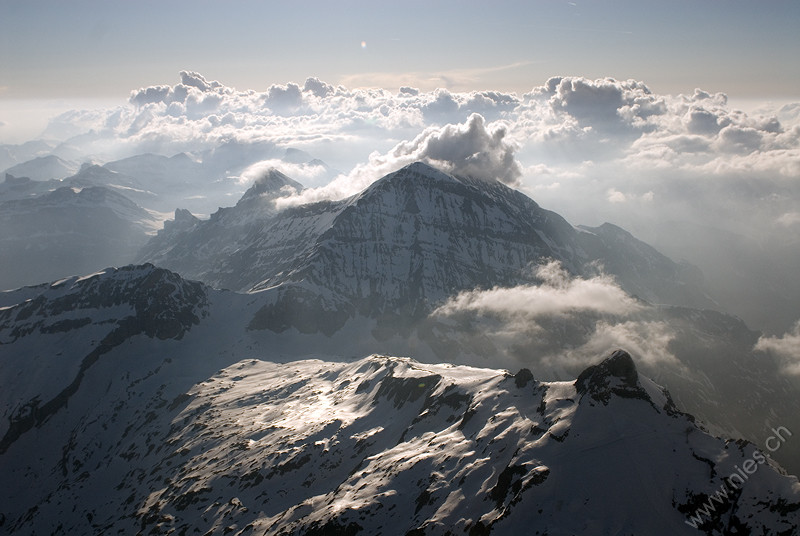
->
xmin=431 ymin=261 xmax=677 ymax=370
xmin=434 ymin=260 xmax=642 ymax=319
xmin=237 ymin=159 xmax=328 ymax=186
xmin=755 ymin=321 xmax=800 ymax=375
xmin=551 ymin=320 xmax=678 ymax=369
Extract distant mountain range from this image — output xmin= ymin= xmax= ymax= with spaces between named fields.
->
xmin=0 ymin=144 xmax=339 ymax=291
xmin=0 ymin=183 xmax=159 ymax=290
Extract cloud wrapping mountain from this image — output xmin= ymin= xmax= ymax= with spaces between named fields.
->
xmin=433 ymin=261 xmax=678 ymax=369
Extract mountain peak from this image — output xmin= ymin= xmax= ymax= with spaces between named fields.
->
xmin=355 ymin=161 xmax=496 ymax=207
xmin=236 ymin=168 xmax=303 ymax=206
xmin=372 ymin=161 xmax=458 ymax=188
xmin=405 ymin=160 xmax=446 ymax=175
xmin=162 ymin=208 xmax=199 ymax=234
xmin=575 ymin=350 xmax=647 ymax=404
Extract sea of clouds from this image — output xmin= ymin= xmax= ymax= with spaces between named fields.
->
xmin=32 ymin=71 xmax=798 ymax=239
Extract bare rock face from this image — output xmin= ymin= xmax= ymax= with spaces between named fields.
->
xmin=576 ymin=349 xmax=644 ymax=403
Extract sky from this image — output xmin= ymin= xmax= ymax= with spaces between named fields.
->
xmin=1 ymin=0 xmax=799 ymax=101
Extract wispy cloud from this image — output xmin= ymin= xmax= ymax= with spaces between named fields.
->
xmin=755 ymin=321 xmax=800 ymax=375
xmin=431 ymin=261 xmax=677 ymax=369
xmin=339 ymin=61 xmax=536 ymax=92
xmin=434 ymin=260 xmax=643 ymax=319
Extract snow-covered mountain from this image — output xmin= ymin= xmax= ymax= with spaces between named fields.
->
xmin=1 ymin=267 xmax=797 ymax=534
xmin=0 ymin=185 xmax=159 ymax=290
xmin=141 ymin=162 xmax=711 ymax=325
xmin=2 ymin=159 xmax=799 ymax=534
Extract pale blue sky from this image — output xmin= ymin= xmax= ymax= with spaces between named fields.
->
xmin=1 ymin=0 xmax=799 ymax=100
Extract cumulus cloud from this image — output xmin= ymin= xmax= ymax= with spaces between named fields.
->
xmin=303 ymin=77 xmax=335 ymax=98
xmin=755 ymin=321 xmax=800 ymax=375
xmin=390 ymin=113 xmax=521 ymax=184
xmin=180 ymin=71 xmax=224 ymax=92
xmin=265 ymin=83 xmax=305 ymax=113
xmin=39 ymin=73 xmax=798 ymax=189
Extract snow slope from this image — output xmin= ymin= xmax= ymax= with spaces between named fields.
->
xmin=1 ymin=327 xmax=798 ymax=535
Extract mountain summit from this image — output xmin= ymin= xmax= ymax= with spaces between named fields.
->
xmin=235 ymin=167 xmax=304 ymax=208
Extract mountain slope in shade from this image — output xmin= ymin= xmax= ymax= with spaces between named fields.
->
xmin=1 ymin=340 xmax=798 ymax=535
xmin=0 ymin=265 xmax=208 ymax=444
xmin=138 ymin=167 xmax=306 ymax=288
xmin=0 ymin=173 xmax=64 ymax=202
